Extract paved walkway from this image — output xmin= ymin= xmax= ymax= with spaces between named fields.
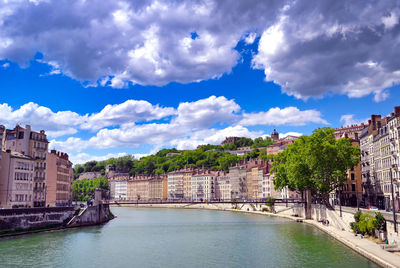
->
xmin=303 ymin=220 xmax=400 ymax=268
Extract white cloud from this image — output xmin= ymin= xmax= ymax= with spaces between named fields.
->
xmin=0 ymin=0 xmax=283 ymax=87
xmin=0 ymin=102 xmax=85 ymax=138
xmin=2 ymin=62 xmax=9 ymax=68
xmin=340 ymin=114 xmax=368 ymax=127
xmin=170 ymin=125 xmax=262 ymax=150
xmin=173 ymin=96 xmax=240 ymax=129
xmin=252 ymin=1 xmax=400 ymax=101
xmin=70 ymin=152 xmax=129 ymax=165
xmin=3 ymin=97 xmax=326 ymax=161
xmin=240 ymin=107 xmax=328 ymax=126
xmin=81 ymin=100 xmax=176 ymax=131
xmin=244 ymin=32 xmax=257 ymax=45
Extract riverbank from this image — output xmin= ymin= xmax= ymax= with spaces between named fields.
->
xmin=112 ymin=203 xmax=400 ymax=268
xmin=0 ymin=204 xmax=113 ymax=239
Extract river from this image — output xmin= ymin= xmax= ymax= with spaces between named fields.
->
xmin=0 ymin=207 xmax=379 ymax=267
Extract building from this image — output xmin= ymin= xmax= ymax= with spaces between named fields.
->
xmin=334 ymin=124 xmax=366 ymax=140
xmin=149 ymin=176 xmax=168 ymax=200
xmin=266 ymin=130 xmax=299 ymax=155
xmin=271 ymin=129 xmax=279 ymax=141
xmin=127 ymin=176 xmax=149 ymax=201
xmin=229 ymin=161 xmax=250 ymax=200
xmin=0 ymin=150 xmax=35 ymax=208
xmin=261 ymin=172 xmax=281 ymax=199
xmin=183 ymin=168 xmax=195 ymax=201
xmin=220 ymin=137 xmax=241 ymax=146
xmin=359 ymin=107 xmax=400 ymax=210
xmin=114 ymin=180 xmax=128 ymax=200
xmin=108 ymin=175 xmax=130 ymax=200
xmin=333 ymin=124 xmax=364 ymax=207
xmin=215 ymin=172 xmax=231 ymax=201
xmin=3 ymin=125 xmax=49 ymax=207
xmin=360 ymin=115 xmax=385 ymax=207
xmin=191 ymin=171 xmax=215 ymax=202
xmin=46 ymin=150 xmax=73 ymax=207
xmin=247 ymin=160 xmax=268 ymax=200
xmin=167 ymin=169 xmax=186 ymax=200
xmin=78 ymin=171 xmax=102 ymax=180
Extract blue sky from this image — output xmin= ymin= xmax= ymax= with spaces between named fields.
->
xmin=0 ymin=0 xmax=399 ymax=164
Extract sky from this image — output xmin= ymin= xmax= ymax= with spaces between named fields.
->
xmin=0 ymin=0 xmax=400 ymax=164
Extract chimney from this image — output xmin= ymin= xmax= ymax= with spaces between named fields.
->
xmin=394 ymin=106 xmax=400 ymax=116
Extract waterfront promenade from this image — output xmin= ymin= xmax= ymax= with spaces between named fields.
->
xmin=113 ymin=203 xmax=400 ymax=268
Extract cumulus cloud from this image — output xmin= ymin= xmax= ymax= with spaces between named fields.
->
xmin=69 ymin=152 xmax=129 ymax=165
xmin=3 ymin=96 xmax=326 ymax=159
xmin=340 ymin=114 xmax=368 ymax=127
xmin=0 ymin=0 xmax=283 ymax=86
xmin=2 ymin=62 xmax=9 ymax=68
xmin=239 ymin=107 xmax=328 ymax=126
xmin=81 ymin=100 xmax=176 ymax=131
xmin=170 ymin=125 xmax=263 ymax=150
xmin=1 ymin=1 xmax=398 ymax=100
xmin=173 ymin=96 xmax=240 ymax=129
xmin=0 ymin=102 xmax=85 ymax=138
xmin=252 ymin=1 xmax=400 ymax=101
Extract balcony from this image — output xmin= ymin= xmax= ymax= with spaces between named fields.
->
xmin=34 ymin=176 xmax=45 ymax=180
xmin=33 ymin=186 xmax=44 ymax=191
xmin=35 ymin=156 xmax=46 ymax=160
xmin=35 ymin=166 xmax=46 ymax=170
xmin=34 ymin=146 xmax=47 ymax=151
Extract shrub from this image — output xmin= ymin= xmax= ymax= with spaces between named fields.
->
xmin=374 ymin=212 xmax=386 ymax=231
xmin=354 ymin=210 xmax=362 ymax=223
xmin=357 ymin=212 xmax=375 ymax=235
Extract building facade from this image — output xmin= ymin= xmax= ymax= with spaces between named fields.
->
xmin=46 ymin=150 xmax=73 ymax=207
xmin=3 ymin=125 xmax=49 ymax=207
xmin=215 ymin=173 xmax=231 ymax=201
xmin=0 ymin=150 xmax=34 ymax=208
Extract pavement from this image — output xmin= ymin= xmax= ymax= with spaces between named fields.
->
xmin=304 ymin=220 xmax=400 ymax=268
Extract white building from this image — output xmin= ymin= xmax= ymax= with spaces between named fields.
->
xmin=167 ymin=170 xmax=185 ymax=200
xmin=114 ymin=180 xmax=127 ymax=200
xmin=215 ymin=174 xmax=231 ymax=201
xmin=191 ymin=172 xmax=215 ymax=202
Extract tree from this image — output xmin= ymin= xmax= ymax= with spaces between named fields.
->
xmin=272 ymin=127 xmax=360 ymax=203
xmin=72 ymin=177 xmax=109 ymax=201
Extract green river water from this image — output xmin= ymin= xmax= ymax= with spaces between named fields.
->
xmin=0 ymin=207 xmax=379 ymax=268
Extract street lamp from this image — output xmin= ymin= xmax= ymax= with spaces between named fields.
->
xmin=390 ymin=164 xmax=397 ymax=233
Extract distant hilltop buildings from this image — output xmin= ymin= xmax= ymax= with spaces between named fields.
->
xmin=0 ymin=125 xmax=73 ymax=208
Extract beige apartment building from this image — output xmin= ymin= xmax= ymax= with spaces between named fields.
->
xmin=127 ymin=175 xmax=151 ymax=201
xmin=0 ymin=150 xmax=34 ymax=208
xmin=46 ymin=150 xmax=73 ymax=207
xmin=183 ymin=168 xmax=195 ymax=201
xmin=148 ymin=176 xmax=168 ymax=200
xmin=3 ymin=125 xmax=48 ymax=207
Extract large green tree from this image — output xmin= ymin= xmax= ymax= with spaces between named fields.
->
xmin=272 ymin=127 xmax=360 ymax=201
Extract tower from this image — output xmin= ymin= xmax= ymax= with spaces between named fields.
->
xmin=271 ymin=129 xmax=279 ymax=141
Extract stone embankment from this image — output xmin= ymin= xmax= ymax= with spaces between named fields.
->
xmin=112 ymin=202 xmax=400 ymax=268
xmin=0 ymin=203 xmax=113 ymax=237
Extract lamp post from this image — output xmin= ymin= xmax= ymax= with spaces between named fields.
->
xmin=390 ymin=164 xmax=397 ymax=233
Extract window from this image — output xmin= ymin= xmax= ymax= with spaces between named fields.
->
xmin=352 ymin=184 xmax=356 ymax=192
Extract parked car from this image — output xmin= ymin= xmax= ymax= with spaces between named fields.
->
xmin=369 ymin=206 xmax=378 ymax=211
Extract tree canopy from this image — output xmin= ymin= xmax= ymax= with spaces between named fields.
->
xmin=272 ymin=127 xmax=360 ymax=197
xmin=73 ymin=136 xmax=275 ymax=178
xmin=72 ymin=177 xmax=109 ymax=201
